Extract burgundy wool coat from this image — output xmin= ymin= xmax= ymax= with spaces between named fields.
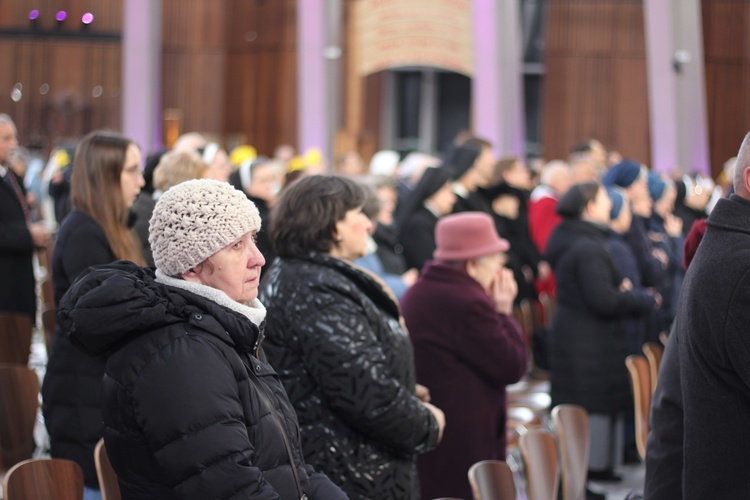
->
xmin=401 ymin=262 xmax=528 ymax=500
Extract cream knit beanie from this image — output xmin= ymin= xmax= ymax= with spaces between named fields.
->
xmin=149 ymin=179 xmax=261 ymax=276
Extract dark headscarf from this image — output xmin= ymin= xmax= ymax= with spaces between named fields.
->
xmin=443 ymin=143 xmax=481 ymax=179
xmin=556 ymin=181 xmax=599 ymax=219
xmin=395 ymin=166 xmax=453 ymax=234
xmin=603 ymin=160 xmax=642 ymax=188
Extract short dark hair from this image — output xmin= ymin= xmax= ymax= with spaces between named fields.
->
xmin=270 ymin=174 xmax=366 ymax=257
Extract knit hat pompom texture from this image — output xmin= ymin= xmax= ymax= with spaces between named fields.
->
xmin=149 ymin=179 xmax=261 ymax=276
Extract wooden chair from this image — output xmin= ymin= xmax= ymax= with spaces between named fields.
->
xmin=643 ymin=342 xmax=664 ymax=394
xmin=625 ymin=355 xmax=651 ymax=460
xmin=507 ymin=391 xmax=551 ymax=414
xmin=659 ymin=331 xmax=669 ymax=346
xmin=468 ymin=459 xmax=517 ymax=500
xmin=3 ymin=458 xmax=84 ymax=500
xmin=41 ymin=304 xmax=57 ymax=356
xmin=0 ymin=364 xmax=40 ymax=471
xmin=95 ymin=438 xmax=122 ymax=500
xmin=519 ymin=429 xmax=559 ymax=500
xmin=552 ymin=404 xmax=589 ymax=500
xmin=0 ymin=312 xmax=33 ymax=365
xmin=537 ymin=292 xmax=555 ymax=327
xmin=513 ymin=299 xmax=534 ymax=350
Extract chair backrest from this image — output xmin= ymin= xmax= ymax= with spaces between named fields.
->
xmin=552 ymin=404 xmax=589 ymax=500
xmin=41 ymin=305 xmax=57 ymax=356
xmin=0 ymin=364 xmax=40 ymax=470
xmin=659 ymin=331 xmax=669 ymax=347
xmin=513 ymin=299 xmax=534 ymax=349
xmin=3 ymin=458 xmax=84 ymax=500
xmin=95 ymin=438 xmax=122 ymax=500
xmin=537 ymin=292 xmax=555 ymax=328
xmin=468 ymin=459 xmax=517 ymax=500
xmin=625 ymin=355 xmax=651 ymax=460
xmin=642 ymin=342 xmax=664 ymax=394
xmin=0 ymin=312 xmax=33 ymax=365
xmin=519 ymin=429 xmax=559 ymax=500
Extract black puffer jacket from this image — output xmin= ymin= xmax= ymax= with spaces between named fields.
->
xmin=259 ymin=253 xmax=440 ymax=500
xmin=60 ymin=261 xmax=346 ymax=500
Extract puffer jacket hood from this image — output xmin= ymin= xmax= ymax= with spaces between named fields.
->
xmin=59 ymin=260 xmax=260 ymax=357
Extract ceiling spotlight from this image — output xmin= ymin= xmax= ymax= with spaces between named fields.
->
xmin=82 ymin=12 xmax=94 ymax=25
xmin=28 ymin=9 xmax=39 ymax=29
xmin=56 ymin=10 xmax=67 ymax=22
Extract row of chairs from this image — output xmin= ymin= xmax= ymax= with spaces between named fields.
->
xmin=2 ymin=404 xmax=586 ymax=500
xmin=461 ymin=404 xmax=590 ymax=500
xmin=625 ymin=339 xmax=665 ymax=460
xmin=2 ymin=439 xmax=119 ymax=500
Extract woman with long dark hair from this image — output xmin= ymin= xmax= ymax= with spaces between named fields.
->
xmin=42 ymin=130 xmax=146 ymax=500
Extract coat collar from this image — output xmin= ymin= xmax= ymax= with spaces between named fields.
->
xmin=706 ymin=195 xmax=750 ymax=236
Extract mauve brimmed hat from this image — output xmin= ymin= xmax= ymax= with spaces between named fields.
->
xmin=434 ymin=212 xmax=510 ymax=261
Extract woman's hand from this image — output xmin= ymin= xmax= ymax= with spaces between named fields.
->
xmin=422 ymin=402 xmax=445 ymax=443
xmin=491 ymin=268 xmax=517 ymax=315
xmin=415 ymin=384 xmax=431 ymax=403
xmin=664 ymin=213 xmax=683 ymax=238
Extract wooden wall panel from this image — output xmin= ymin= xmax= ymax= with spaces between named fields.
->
xmin=223 ymin=0 xmax=297 ymax=155
xmin=702 ymin=1 xmax=750 ymax=177
xmin=0 ymin=0 xmax=122 ymax=150
xmin=542 ymin=0 xmax=650 ymax=164
xmin=0 ymin=0 xmax=122 ymax=32
xmin=161 ymin=0 xmax=228 ymax=142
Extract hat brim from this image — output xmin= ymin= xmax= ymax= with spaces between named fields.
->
xmin=433 ymin=237 xmax=510 ymax=261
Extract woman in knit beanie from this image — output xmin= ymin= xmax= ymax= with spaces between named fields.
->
xmin=59 ymin=179 xmax=346 ymax=499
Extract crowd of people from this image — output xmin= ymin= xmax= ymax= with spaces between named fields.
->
xmin=0 ymin=107 xmax=739 ymax=499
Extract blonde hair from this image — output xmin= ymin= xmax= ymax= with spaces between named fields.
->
xmin=153 ymin=150 xmax=207 ymax=192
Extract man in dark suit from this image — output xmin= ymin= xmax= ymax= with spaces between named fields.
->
xmin=0 ymin=113 xmax=50 ymax=319
xmin=650 ymin=131 xmax=750 ymax=499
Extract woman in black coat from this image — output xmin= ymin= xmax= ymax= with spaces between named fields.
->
xmin=545 ymin=181 xmax=657 ymax=479
xmin=62 ymin=179 xmax=345 ymax=499
xmin=42 ymin=131 xmax=147 ymax=498
xmin=396 ymin=166 xmax=456 ymax=271
xmin=260 ymin=175 xmax=444 ymax=500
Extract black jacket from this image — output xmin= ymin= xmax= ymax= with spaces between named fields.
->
xmin=644 ymin=326 xmax=682 ymax=500
xmin=42 ymin=210 xmax=118 ymax=487
xmin=60 ymin=261 xmax=346 ymax=500
xmin=545 ymin=219 xmax=656 ymax=413
xmin=260 ymin=253 xmax=440 ymax=500
xmin=398 ymin=206 xmax=439 ymax=272
xmin=676 ymin=195 xmax=750 ymax=498
xmin=0 ymin=169 xmax=36 ymax=319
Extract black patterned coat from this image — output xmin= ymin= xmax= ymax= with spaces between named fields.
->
xmin=259 ymin=253 xmax=440 ymax=500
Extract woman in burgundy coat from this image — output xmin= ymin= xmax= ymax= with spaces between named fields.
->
xmin=401 ymin=212 xmax=528 ymax=500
